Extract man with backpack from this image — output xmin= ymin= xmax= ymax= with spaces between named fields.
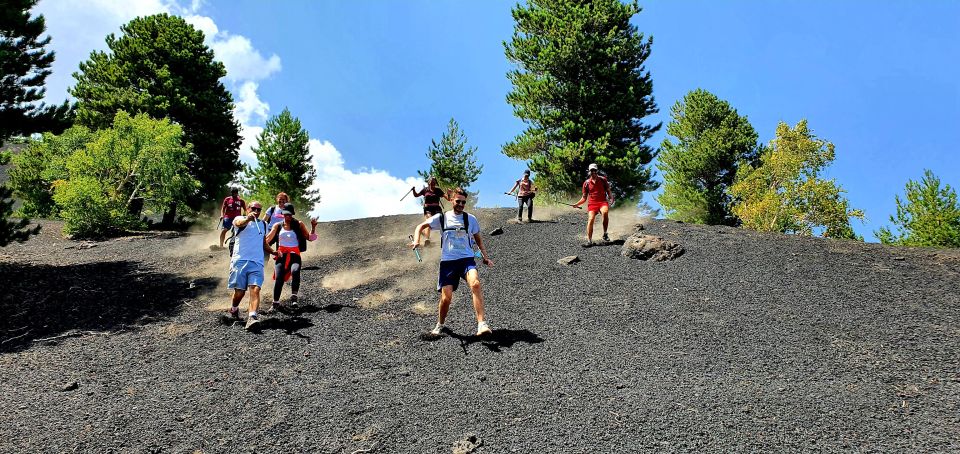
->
xmin=226 ymin=201 xmax=278 ymax=330
xmin=409 ymin=188 xmax=494 ymax=337
xmin=572 ymin=163 xmax=615 ymax=247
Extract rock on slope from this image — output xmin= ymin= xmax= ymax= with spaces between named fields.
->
xmin=0 ymin=209 xmax=958 ymax=453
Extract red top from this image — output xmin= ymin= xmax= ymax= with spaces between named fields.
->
xmin=222 ymin=196 xmax=245 ymax=218
xmin=582 ymin=177 xmax=610 ymax=204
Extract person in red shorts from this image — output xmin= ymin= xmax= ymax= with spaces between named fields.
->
xmin=219 ymin=187 xmax=246 ymax=249
xmin=572 ymin=163 xmax=614 ymax=247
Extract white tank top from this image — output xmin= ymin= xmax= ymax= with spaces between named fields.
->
xmin=278 ymin=225 xmax=299 ymax=248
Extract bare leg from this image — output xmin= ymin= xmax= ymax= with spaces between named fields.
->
xmin=465 ymin=269 xmax=486 ymax=323
xmin=601 ymin=205 xmax=610 ymax=235
xmin=219 ymin=228 xmax=228 ymax=248
xmin=247 ymin=285 xmax=261 ymax=316
xmin=586 ymin=210 xmax=598 ymax=241
xmin=423 ymin=214 xmax=432 ymax=242
xmin=438 ymin=285 xmax=454 ymax=324
xmin=231 ymin=289 xmax=245 ymax=308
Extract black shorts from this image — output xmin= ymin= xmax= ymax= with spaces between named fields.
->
xmin=424 ymin=205 xmax=443 ymax=216
xmin=437 ymin=257 xmax=477 ymax=292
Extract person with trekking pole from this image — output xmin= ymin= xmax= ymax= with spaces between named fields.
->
xmin=571 ymin=163 xmax=614 ymax=247
xmin=219 ymin=187 xmax=246 ymax=249
xmin=226 ymin=201 xmax=277 ymax=330
xmin=409 ymin=188 xmax=494 ymax=337
xmin=264 ymin=203 xmax=318 ymax=312
xmin=506 ymin=169 xmax=537 ymax=223
xmin=412 ymin=176 xmax=451 ymax=246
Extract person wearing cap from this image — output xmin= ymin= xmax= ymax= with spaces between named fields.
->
xmin=408 ymin=188 xmax=494 ymax=337
xmin=572 ymin=163 xmax=614 ymax=247
xmin=264 ymin=203 xmax=318 ymax=312
xmin=226 ymin=201 xmax=276 ymax=330
xmin=412 ymin=176 xmax=452 ymax=246
xmin=219 ymin=187 xmax=246 ymax=249
xmin=506 ymin=170 xmax=538 ymax=223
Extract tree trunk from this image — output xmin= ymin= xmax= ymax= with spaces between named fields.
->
xmin=162 ymin=202 xmax=177 ymax=227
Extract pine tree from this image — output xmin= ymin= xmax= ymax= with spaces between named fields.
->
xmin=876 ymin=170 xmax=960 ymax=248
xmin=242 ymin=108 xmax=319 ymax=211
xmin=657 ymin=89 xmax=759 ymax=225
xmin=418 ymin=118 xmax=482 ymax=193
xmin=503 ymin=0 xmax=659 ymax=200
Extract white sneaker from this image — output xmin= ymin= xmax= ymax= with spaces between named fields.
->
xmin=245 ymin=315 xmax=260 ymax=331
xmin=430 ymin=322 xmax=445 ymax=336
xmin=476 ymin=321 xmax=492 ymax=336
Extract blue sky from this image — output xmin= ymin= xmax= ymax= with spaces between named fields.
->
xmin=35 ymin=1 xmax=960 ymax=241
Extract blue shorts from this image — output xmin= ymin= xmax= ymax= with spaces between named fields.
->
xmin=222 ymin=217 xmax=235 ymax=230
xmin=437 ymin=257 xmax=477 ymax=292
xmin=228 ymin=260 xmax=264 ymax=290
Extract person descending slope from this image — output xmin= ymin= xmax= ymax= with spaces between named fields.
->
xmin=506 ymin=169 xmax=537 ymax=223
xmin=219 ymin=187 xmax=246 ymax=249
xmin=264 ymin=203 xmax=318 ymax=311
xmin=262 ymin=192 xmax=289 ymax=232
xmin=572 ymin=163 xmax=615 ymax=247
xmin=412 ymin=177 xmax=451 ymax=246
xmin=409 ymin=188 xmax=494 ymax=337
xmin=226 ymin=201 xmax=278 ymax=330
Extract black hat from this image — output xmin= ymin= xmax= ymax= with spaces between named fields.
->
xmin=280 ymin=203 xmax=295 ymax=216
xmin=523 ymin=169 xmax=531 ymax=175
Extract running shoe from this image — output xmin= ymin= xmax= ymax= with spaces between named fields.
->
xmin=430 ymin=322 xmax=445 ymax=336
xmin=581 ymin=241 xmax=594 ymax=248
xmin=290 ymin=294 xmax=299 ymax=308
xmin=602 ymin=233 xmax=610 ymax=242
xmin=423 ymin=239 xmax=431 ymax=247
xmin=245 ymin=314 xmax=260 ymax=330
xmin=476 ymin=321 xmax=492 ymax=336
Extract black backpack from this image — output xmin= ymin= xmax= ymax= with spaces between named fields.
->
xmin=438 ymin=211 xmax=473 ymax=251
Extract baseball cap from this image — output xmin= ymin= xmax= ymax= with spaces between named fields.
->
xmin=280 ymin=203 xmax=296 ymax=216
xmin=588 ymin=163 xmax=599 ymax=171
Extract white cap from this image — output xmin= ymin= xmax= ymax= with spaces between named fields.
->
xmin=588 ymin=163 xmax=599 ymax=171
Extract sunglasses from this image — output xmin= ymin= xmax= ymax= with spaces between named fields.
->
xmin=250 ymin=206 xmax=262 ymax=211
xmin=454 ymin=200 xmax=467 ymax=205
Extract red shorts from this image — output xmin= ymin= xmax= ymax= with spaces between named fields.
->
xmin=587 ymin=201 xmax=609 ymax=213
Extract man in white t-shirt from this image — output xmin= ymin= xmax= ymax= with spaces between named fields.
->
xmin=409 ymin=188 xmax=494 ymax=336
xmin=227 ymin=201 xmax=278 ymax=330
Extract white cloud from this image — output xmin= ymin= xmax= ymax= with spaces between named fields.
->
xmin=210 ymin=35 xmax=282 ymax=83
xmin=237 ymin=125 xmax=263 ymax=166
xmin=233 ymin=81 xmax=270 ymax=126
xmin=308 ymin=140 xmax=422 ymax=220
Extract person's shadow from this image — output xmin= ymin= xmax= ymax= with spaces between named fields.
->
xmin=421 ymin=328 xmax=544 ymax=353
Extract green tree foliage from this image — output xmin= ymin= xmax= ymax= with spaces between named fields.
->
xmin=53 ymin=111 xmax=197 ymax=237
xmin=730 ymin=120 xmax=864 ymax=239
xmin=503 ymin=0 xmax=659 ymax=200
xmin=0 ymin=0 xmax=73 ymax=144
xmin=8 ymin=126 xmax=93 ymax=217
xmin=657 ymin=89 xmax=759 ymax=225
xmin=69 ymin=13 xmax=240 ymax=208
xmin=875 ymin=170 xmax=960 ymax=247
xmin=242 ymin=107 xmax=319 ymax=210
xmin=418 ymin=118 xmax=483 ymax=191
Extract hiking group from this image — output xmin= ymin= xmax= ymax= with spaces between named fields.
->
xmin=218 ymin=163 xmax=615 ymax=335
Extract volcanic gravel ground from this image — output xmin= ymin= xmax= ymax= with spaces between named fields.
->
xmin=1 ymin=210 xmax=959 ymax=452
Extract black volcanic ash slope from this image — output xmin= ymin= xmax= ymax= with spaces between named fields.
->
xmin=0 ymin=209 xmax=958 ymax=453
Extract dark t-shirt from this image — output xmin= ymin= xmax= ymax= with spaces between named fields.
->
xmin=422 ymin=187 xmax=446 ymax=206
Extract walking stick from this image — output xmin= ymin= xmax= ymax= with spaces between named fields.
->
xmin=400 ymin=188 xmax=413 ymax=201
xmin=559 ymin=202 xmax=582 ymax=209
xmin=408 ymin=235 xmax=422 ymax=262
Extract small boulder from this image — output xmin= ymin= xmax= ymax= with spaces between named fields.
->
xmin=452 ymin=433 xmax=483 ymax=454
xmin=557 ymin=255 xmax=580 ymax=265
xmin=489 ymin=227 xmax=504 ymax=236
xmin=61 ymin=381 xmax=79 ymax=392
xmin=621 ymin=234 xmax=684 ymax=262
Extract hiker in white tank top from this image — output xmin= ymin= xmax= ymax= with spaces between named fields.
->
xmin=264 ymin=203 xmax=318 ymax=312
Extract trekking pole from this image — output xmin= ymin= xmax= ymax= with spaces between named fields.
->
xmin=408 ymin=235 xmax=422 ymax=262
xmin=400 ymin=188 xmax=413 ymax=201
xmin=559 ymin=202 xmax=582 ymax=209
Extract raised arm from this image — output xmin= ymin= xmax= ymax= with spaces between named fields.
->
xmin=506 ymin=180 xmax=520 ymax=194
xmin=300 ymin=219 xmax=319 ymax=241
xmin=412 ymin=186 xmax=424 ymax=197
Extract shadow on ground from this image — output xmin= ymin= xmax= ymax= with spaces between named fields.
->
xmin=0 ymin=261 xmax=214 ymax=353
xmin=421 ymin=328 xmax=545 ymax=353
